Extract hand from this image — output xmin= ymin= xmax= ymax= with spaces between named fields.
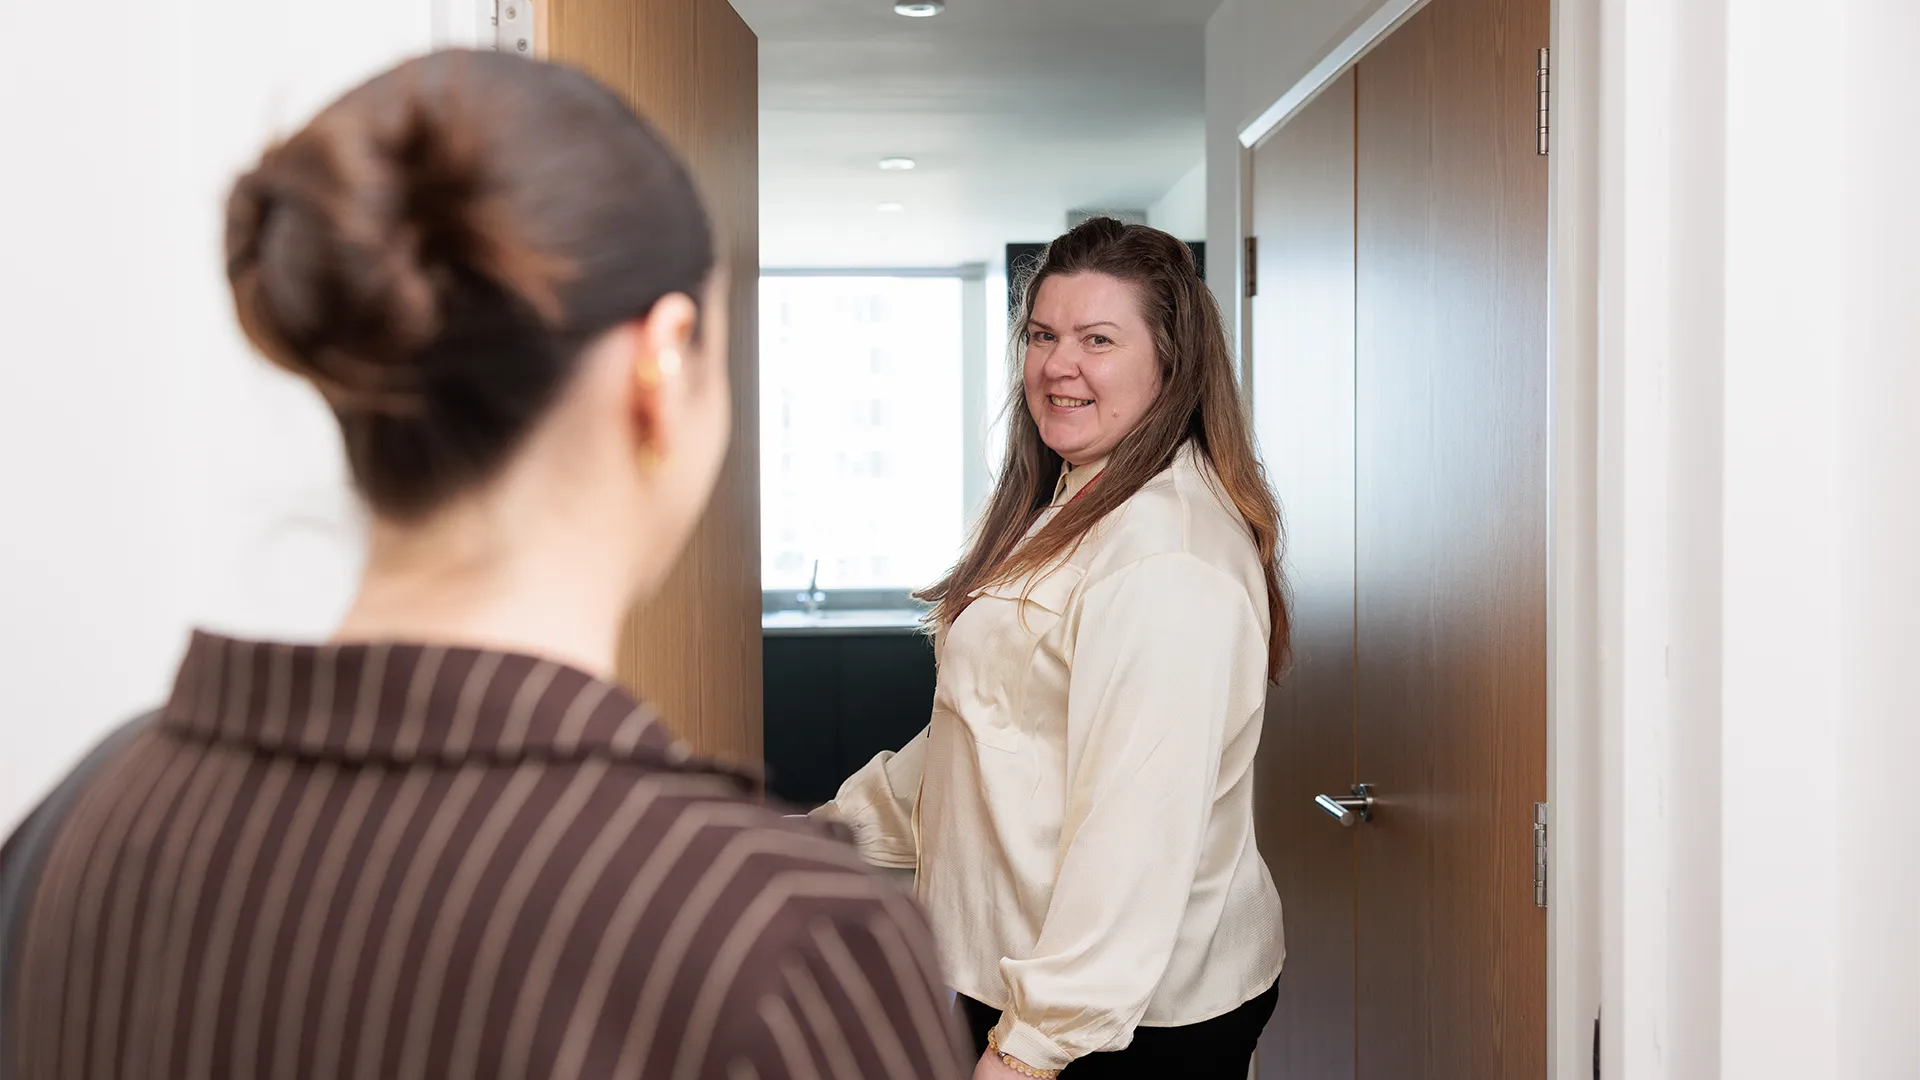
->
xmin=973 ymin=1049 xmax=1030 ymax=1080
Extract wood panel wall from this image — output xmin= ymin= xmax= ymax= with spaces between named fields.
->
xmin=545 ymin=0 xmax=763 ymax=766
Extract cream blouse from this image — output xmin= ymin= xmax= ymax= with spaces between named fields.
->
xmin=817 ymin=443 xmax=1286 ymax=1072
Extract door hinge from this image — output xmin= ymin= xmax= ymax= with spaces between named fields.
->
xmin=1534 ymin=801 xmax=1549 ymax=908
xmin=1245 ymin=236 xmax=1259 ymax=298
xmin=492 ymin=0 xmax=538 ymax=56
xmin=1536 ymin=47 xmax=1551 ymax=155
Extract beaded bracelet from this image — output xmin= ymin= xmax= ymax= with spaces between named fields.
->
xmin=987 ymin=1029 xmax=1062 ymax=1079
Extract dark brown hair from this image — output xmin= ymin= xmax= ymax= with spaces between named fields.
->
xmin=224 ymin=50 xmax=715 ymax=518
xmin=920 ymin=218 xmax=1291 ymax=681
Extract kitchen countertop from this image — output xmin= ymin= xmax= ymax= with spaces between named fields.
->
xmin=761 ymin=609 xmax=928 ymax=637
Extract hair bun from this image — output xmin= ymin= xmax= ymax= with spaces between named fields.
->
xmin=225 ymin=87 xmax=561 ymax=414
xmin=217 ymin=50 xmax=714 ymax=518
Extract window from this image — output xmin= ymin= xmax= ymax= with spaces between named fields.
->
xmin=760 ymin=274 xmax=974 ymax=605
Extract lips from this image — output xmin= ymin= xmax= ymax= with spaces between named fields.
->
xmin=1048 ymin=394 xmax=1093 ymax=408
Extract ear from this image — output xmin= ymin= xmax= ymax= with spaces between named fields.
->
xmin=626 ymin=292 xmax=701 ymax=459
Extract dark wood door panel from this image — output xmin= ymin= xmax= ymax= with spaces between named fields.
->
xmin=1249 ymin=70 xmax=1360 ymax=1080
xmin=1353 ymin=0 xmax=1550 ymax=1074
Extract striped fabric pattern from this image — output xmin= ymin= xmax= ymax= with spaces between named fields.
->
xmin=2 ymin=632 xmax=967 ymax=1080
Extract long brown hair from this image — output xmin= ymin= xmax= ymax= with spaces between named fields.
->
xmin=919 ymin=218 xmax=1291 ymax=681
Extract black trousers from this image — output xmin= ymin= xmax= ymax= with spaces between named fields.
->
xmin=957 ymin=982 xmax=1278 ymax=1079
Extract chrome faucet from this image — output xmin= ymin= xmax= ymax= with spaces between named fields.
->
xmin=797 ymin=560 xmax=825 ymax=616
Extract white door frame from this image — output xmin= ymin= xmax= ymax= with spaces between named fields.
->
xmin=1232 ymin=0 xmax=1604 ymax=1075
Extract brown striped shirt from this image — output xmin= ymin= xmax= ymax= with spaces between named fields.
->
xmin=1 ymin=632 xmax=968 ymax=1080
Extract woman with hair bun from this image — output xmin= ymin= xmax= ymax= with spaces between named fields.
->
xmin=0 ymin=50 xmax=967 ymax=1080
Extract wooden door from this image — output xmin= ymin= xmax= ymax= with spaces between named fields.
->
xmin=545 ymin=0 xmax=763 ymax=765
xmin=1352 ymin=0 xmax=1550 ymax=1071
xmin=1250 ymin=0 xmax=1549 ymax=1072
xmin=1249 ymin=70 xmax=1359 ymax=1080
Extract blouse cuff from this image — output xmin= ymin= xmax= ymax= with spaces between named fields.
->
xmin=811 ymin=801 xmax=917 ymax=869
xmin=990 ymin=1015 xmax=1074 ymax=1074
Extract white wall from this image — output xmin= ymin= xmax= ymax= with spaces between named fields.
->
xmin=1591 ymin=0 xmax=1920 ymax=1076
xmin=0 ymin=2 xmax=439 ymax=832
xmin=1592 ymin=0 xmax=1724 ymax=1074
xmin=1837 ymin=5 xmax=1920 ymax=1075
xmin=1545 ymin=0 xmax=1603 ymax=1074
xmin=1147 ymin=159 xmax=1207 ymax=241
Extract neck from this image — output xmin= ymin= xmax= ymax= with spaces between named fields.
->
xmin=333 ymin=501 xmax=636 ymax=680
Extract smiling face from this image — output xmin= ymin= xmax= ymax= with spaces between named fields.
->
xmin=1022 ymin=271 xmax=1163 ymax=466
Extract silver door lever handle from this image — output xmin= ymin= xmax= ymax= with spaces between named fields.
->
xmin=1315 ymin=784 xmax=1375 ymax=826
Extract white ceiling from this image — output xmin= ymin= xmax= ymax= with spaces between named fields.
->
xmin=732 ymin=0 xmax=1216 ymax=269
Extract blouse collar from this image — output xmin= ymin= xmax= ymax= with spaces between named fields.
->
xmin=1050 ymin=455 xmax=1110 ymax=506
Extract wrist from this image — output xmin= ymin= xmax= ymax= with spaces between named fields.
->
xmin=986 ymin=1028 xmax=1062 ymax=1079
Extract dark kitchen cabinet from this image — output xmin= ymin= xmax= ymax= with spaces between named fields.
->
xmin=763 ymin=632 xmax=936 ymax=806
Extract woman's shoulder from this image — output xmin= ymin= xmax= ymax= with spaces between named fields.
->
xmin=1088 ymin=446 xmax=1262 ymax=587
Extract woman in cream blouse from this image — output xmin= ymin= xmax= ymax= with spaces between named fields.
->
xmin=817 ymin=218 xmax=1292 ymax=1079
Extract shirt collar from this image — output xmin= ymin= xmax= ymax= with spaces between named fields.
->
xmin=1051 ymin=455 xmax=1110 ymax=506
xmin=158 ymin=631 xmax=759 ymax=786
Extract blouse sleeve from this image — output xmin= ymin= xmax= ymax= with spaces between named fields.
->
xmin=812 ymin=726 xmax=926 ymax=870
xmin=990 ymin=553 xmax=1267 ymax=1071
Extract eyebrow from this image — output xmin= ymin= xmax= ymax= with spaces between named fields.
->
xmin=1028 ymin=319 xmax=1123 ymax=333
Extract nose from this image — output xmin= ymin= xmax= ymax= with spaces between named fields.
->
xmin=1040 ymin=340 xmax=1081 ymax=381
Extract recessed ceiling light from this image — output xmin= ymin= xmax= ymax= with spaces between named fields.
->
xmin=878 ymin=156 xmax=917 ymax=171
xmin=877 ymin=201 xmax=906 ymax=213
xmin=894 ymin=2 xmax=945 ymax=17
